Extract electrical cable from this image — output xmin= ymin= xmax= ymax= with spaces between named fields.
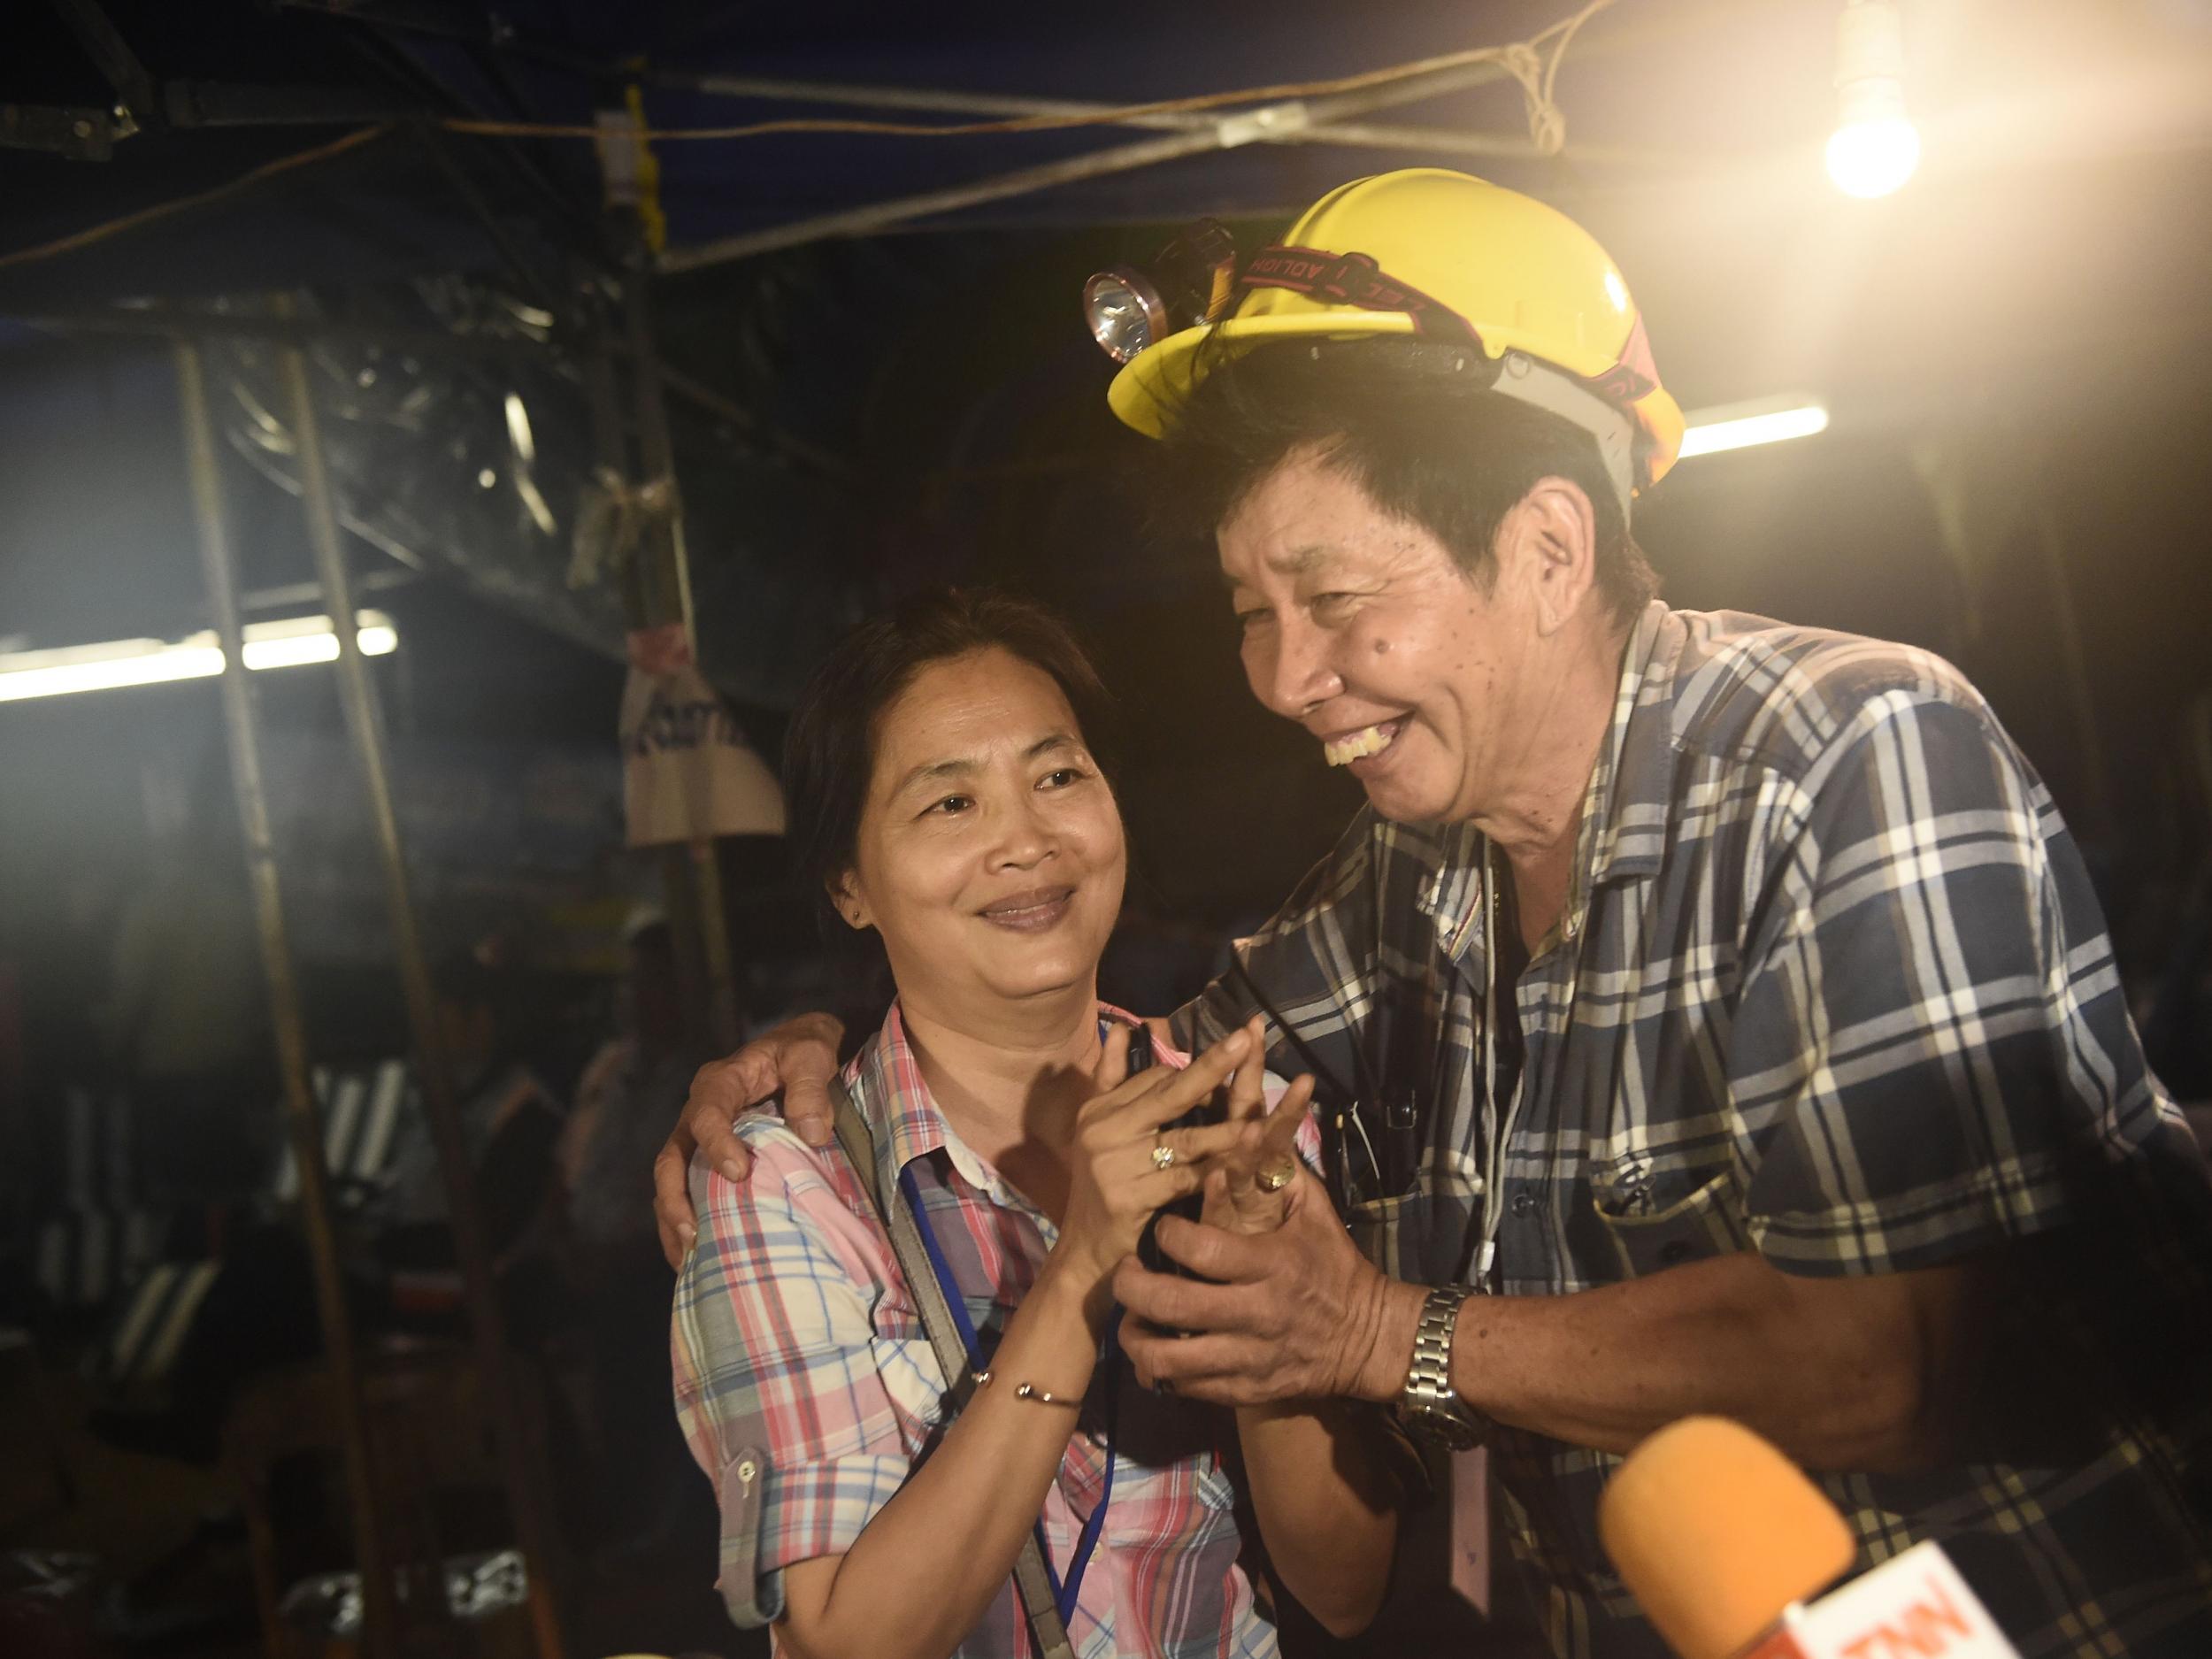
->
xmin=0 ymin=123 xmax=395 ymax=274
xmin=440 ymin=0 xmax=1615 ymax=157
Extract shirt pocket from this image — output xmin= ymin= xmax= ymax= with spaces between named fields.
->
xmin=1586 ymin=1165 xmax=1749 ymax=1279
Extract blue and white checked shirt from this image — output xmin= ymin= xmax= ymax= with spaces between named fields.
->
xmin=1177 ymin=603 xmax=2212 ymax=1659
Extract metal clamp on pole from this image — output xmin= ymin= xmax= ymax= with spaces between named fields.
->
xmin=1211 ymin=99 xmax=1311 ymax=150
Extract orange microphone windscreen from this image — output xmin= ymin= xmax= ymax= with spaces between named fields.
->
xmin=1598 ymin=1417 xmax=1857 ymax=1659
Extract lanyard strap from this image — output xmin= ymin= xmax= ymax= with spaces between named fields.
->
xmin=899 ymin=1165 xmax=1120 ymax=1624
xmin=829 ymin=1082 xmax=1075 ymax=1659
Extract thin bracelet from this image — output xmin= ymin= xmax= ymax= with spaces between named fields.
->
xmin=973 ymin=1369 xmax=1082 ymax=1408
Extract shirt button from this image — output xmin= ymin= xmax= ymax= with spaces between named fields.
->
xmin=1510 ymin=1189 xmax=1539 ymax=1218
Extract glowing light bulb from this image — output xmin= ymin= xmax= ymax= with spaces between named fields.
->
xmin=1827 ymin=116 xmax=1921 ymax=198
xmin=1828 ymin=1 xmax=1919 ymax=199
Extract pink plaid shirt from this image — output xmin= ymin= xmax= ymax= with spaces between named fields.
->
xmin=672 ymin=1002 xmax=1284 ymax=1658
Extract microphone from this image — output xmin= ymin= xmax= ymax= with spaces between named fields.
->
xmin=1599 ymin=1416 xmax=1855 ymax=1659
xmin=1599 ymin=1417 xmax=2019 ymax=1659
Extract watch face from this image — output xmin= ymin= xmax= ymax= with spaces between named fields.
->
xmin=1408 ymin=1402 xmax=1484 ymax=1452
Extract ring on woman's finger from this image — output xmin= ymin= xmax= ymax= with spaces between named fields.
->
xmin=1151 ymin=1139 xmax=1178 ymax=1171
xmin=1256 ymin=1159 xmax=1297 ymax=1193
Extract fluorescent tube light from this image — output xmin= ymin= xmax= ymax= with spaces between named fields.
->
xmin=0 ymin=612 xmax=397 ymax=703
xmin=1678 ymin=398 xmax=1832 ymax=460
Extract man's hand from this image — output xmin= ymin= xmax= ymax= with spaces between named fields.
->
xmin=1115 ymin=1167 xmax=1425 ymax=1407
xmin=1198 ymin=1017 xmax=1314 ymax=1238
xmin=652 ymin=1011 xmax=845 ymax=1266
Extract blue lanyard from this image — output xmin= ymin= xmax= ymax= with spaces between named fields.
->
xmin=899 ymin=1164 xmax=1121 ymax=1625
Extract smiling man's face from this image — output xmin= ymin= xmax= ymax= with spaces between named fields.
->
xmin=1218 ymin=447 xmax=1544 ymax=827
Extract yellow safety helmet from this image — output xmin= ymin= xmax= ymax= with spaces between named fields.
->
xmin=1092 ymin=168 xmax=1684 ymax=502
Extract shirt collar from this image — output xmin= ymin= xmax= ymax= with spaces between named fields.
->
xmin=1415 ymin=821 xmax=1490 ymax=964
xmin=1413 ymin=602 xmax=1688 ymax=962
xmin=844 ymin=998 xmax=1151 ymax=1206
xmin=1578 ymin=601 xmax=1689 ymax=893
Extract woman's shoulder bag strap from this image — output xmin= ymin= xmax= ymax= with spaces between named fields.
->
xmin=827 ymin=1079 xmax=1079 ymax=1659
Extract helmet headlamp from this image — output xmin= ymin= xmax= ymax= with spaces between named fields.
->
xmin=1082 ymin=219 xmax=1239 ymax=365
xmin=1081 ymin=269 xmax=1171 ymax=365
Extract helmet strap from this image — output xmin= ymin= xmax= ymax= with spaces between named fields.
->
xmin=1489 ymin=351 xmax=1637 ymax=521
xmin=1242 ymin=245 xmax=1476 ymax=347
xmin=1314 ymin=340 xmax=1638 ymax=519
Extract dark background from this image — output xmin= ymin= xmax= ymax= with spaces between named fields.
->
xmin=5 ymin=3 xmax=2209 ymax=1002
xmin=1 ymin=2 xmax=2209 ymax=1653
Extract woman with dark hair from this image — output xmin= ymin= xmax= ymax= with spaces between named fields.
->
xmin=671 ymin=589 xmax=1398 ymax=1658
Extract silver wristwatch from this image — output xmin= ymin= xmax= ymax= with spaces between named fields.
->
xmin=1397 ymin=1284 xmax=1485 ymax=1450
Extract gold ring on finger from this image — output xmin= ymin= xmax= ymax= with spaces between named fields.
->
xmin=1256 ymin=1159 xmax=1297 ymax=1193
xmin=1152 ymin=1140 xmax=1177 ymax=1171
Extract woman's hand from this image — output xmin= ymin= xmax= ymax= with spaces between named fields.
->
xmin=1200 ymin=1017 xmax=1316 ymax=1238
xmin=1048 ymin=1024 xmax=1256 ymax=1317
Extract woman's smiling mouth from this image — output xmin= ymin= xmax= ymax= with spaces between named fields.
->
xmin=978 ymin=886 xmax=1077 ymax=931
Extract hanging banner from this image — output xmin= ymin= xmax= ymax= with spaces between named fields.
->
xmin=620 ymin=626 xmax=785 ymax=846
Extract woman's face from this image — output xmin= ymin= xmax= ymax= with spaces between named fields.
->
xmin=838 ymin=647 xmax=1125 ymax=1020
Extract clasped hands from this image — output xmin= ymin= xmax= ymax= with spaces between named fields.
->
xmin=652 ymin=1011 xmax=1415 ymax=1411
xmin=1087 ymin=1018 xmax=1414 ymax=1411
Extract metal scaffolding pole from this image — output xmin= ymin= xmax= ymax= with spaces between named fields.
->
xmin=621 ymin=264 xmax=741 ymax=1050
xmin=174 ymin=338 xmax=398 ymax=1659
xmin=271 ymin=296 xmax=571 ymax=1659
xmin=659 ymin=67 xmax=1666 ymax=165
xmin=649 ymin=0 xmax=1793 ymax=277
xmin=583 ymin=319 xmax=713 ymax=1041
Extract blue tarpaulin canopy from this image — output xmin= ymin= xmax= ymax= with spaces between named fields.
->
xmin=4 ymin=0 xmax=2210 ymax=723
xmin=1 ymin=0 xmax=1747 ymax=301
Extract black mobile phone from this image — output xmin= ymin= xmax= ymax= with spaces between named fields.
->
xmin=1133 ymin=1028 xmax=1218 ymax=1286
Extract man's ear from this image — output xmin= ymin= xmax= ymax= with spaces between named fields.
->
xmin=827 ymin=871 xmax=872 ymax=932
xmin=1502 ymin=478 xmax=1599 ymax=636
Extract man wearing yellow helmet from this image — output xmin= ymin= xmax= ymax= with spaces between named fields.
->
xmin=657 ymin=172 xmax=2212 ymax=1656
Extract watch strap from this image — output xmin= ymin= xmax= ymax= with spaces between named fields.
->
xmin=1400 ymin=1283 xmax=1484 ymax=1448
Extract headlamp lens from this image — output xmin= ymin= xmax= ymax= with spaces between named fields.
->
xmin=1083 ymin=269 xmax=1170 ymax=364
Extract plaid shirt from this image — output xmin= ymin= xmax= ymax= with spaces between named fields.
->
xmin=1177 ymin=603 xmax=2212 ymax=1659
xmin=672 ymin=1002 xmax=1278 ymax=1659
